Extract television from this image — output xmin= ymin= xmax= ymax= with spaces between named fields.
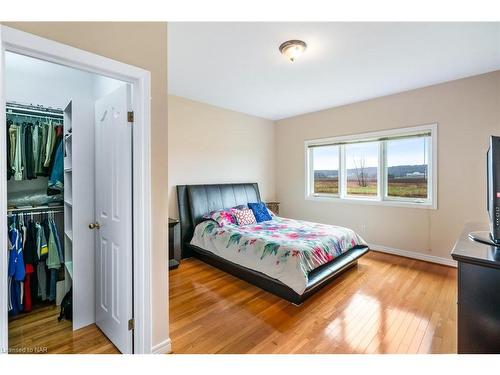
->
xmin=487 ymin=135 xmax=500 ymax=245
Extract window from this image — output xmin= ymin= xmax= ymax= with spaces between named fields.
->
xmin=306 ymin=124 xmax=436 ymax=208
xmin=311 ymin=145 xmax=339 ymax=195
xmin=345 ymin=141 xmax=379 ymax=197
xmin=386 ymin=136 xmax=429 ymax=200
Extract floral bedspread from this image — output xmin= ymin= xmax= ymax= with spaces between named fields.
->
xmin=190 ymin=216 xmax=367 ymax=295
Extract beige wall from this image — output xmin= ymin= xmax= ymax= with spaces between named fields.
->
xmin=168 ymin=95 xmax=275 ymax=217
xmin=276 ymin=71 xmax=500 ymax=261
xmin=3 ymin=22 xmax=169 ymax=350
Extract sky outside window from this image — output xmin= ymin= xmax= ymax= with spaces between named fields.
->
xmin=313 ymin=145 xmax=339 ymax=170
xmin=386 ymin=137 xmax=428 ymax=167
xmin=312 ymin=145 xmax=339 ymax=194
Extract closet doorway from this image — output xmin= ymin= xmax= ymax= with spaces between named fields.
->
xmin=4 ymin=51 xmax=133 ymax=353
xmin=0 ymin=26 xmax=155 ymax=354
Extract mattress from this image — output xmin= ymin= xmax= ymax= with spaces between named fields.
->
xmin=190 ymin=216 xmax=367 ymax=294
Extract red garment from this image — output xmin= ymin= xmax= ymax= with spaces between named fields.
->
xmin=24 ymin=264 xmax=34 ymax=312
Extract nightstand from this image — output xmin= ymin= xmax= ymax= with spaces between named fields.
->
xmin=168 ymin=218 xmax=181 ymax=270
xmin=265 ymin=201 xmax=280 ymax=215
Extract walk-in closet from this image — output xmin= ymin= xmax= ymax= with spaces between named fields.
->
xmin=5 ymin=51 xmax=128 ymax=353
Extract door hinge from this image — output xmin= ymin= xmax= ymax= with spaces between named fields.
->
xmin=128 ymin=318 xmax=135 ymax=331
xmin=127 ymin=111 xmax=134 ymax=123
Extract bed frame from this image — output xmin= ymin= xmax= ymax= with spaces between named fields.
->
xmin=176 ymin=183 xmax=369 ymax=305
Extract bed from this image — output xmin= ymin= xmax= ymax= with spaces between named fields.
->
xmin=177 ymin=183 xmax=369 ymax=304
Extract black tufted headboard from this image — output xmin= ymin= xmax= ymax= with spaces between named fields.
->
xmin=176 ymin=183 xmax=261 ymax=257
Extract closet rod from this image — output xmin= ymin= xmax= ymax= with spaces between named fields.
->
xmin=6 ymin=102 xmax=63 ymax=115
xmin=8 ymin=210 xmax=64 ymax=215
xmin=6 ymin=106 xmax=63 ymax=116
xmin=7 ymin=205 xmax=64 ymax=213
xmin=6 ymin=111 xmax=63 ymax=121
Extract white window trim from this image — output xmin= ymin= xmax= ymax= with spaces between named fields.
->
xmin=305 ymin=123 xmax=438 ymax=209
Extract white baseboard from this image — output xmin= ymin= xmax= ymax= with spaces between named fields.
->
xmin=152 ymin=338 xmax=172 ymax=354
xmin=369 ymin=243 xmax=457 ymax=268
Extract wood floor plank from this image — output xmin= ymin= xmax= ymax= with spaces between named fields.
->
xmin=8 ymin=304 xmax=119 ymax=354
xmin=170 ymin=251 xmax=457 ymax=354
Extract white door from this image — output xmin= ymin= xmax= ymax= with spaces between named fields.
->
xmin=94 ymin=85 xmax=133 ymax=354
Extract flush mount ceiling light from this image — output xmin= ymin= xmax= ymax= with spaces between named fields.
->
xmin=279 ymin=40 xmax=307 ymax=62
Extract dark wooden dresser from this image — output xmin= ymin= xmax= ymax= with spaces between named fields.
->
xmin=451 ymin=222 xmax=500 ymax=354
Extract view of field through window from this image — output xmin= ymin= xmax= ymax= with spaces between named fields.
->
xmin=311 ymin=135 xmax=429 ymax=200
xmin=345 ymin=141 xmax=379 ymax=196
xmin=312 ymin=145 xmax=339 ymax=194
xmin=386 ymin=136 xmax=428 ymax=199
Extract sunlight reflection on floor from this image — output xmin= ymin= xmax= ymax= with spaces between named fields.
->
xmin=324 ymin=293 xmax=433 ymax=353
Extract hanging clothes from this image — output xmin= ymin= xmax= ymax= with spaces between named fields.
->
xmin=20 ymin=124 xmax=28 ymax=180
xmin=7 ymin=119 xmax=12 ymax=180
xmin=24 ymin=123 xmax=36 ymax=180
xmin=6 ymin=115 xmax=64 ymax=207
xmin=44 ymin=121 xmax=55 ymax=168
xmin=23 ymin=220 xmax=39 ymax=265
xmin=48 ymin=137 xmax=64 ymax=195
xmin=8 ymin=223 xmax=25 ymax=315
xmin=8 ymin=223 xmax=25 ymax=284
xmin=46 ymin=220 xmax=61 ymax=270
xmin=14 ymin=124 xmax=23 ymax=181
xmin=35 ymin=221 xmax=48 ymax=301
xmin=23 ymin=220 xmax=38 ymax=312
xmin=6 ymin=116 xmax=63 ymax=180
xmin=32 ymin=123 xmax=39 ymax=172
xmin=31 ymin=123 xmax=40 ymax=179
xmin=46 ymin=216 xmax=62 ymax=269
xmin=8 ymin=123 xmax=19 ymax=180
xmin=7 ymin=211 xmax=64 ymax=312
xmin=23 ymin=264 xmax=34 ymax=312
xmin=46 ymin=214 xmax=62 ymax=303
xmin=50 ymin=216 xmax=64 ymax=264
xmin=37 ymin=122 xmax=49 ymax=176
xmin=36 ymin=222 xmax=48 ymax=261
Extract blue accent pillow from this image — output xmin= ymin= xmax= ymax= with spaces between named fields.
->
xmin=248 ymin=202 xmax=272 ymax=223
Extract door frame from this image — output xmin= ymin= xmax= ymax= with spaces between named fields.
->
xmin=0 ymin=26 xmax=157 ymax=354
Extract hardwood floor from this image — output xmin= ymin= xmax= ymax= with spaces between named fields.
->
xmin=169 ymin=251 xmax=457 ymax=354
xmin=8 ymin=251 xmax=457 ymax=354
xmin=8 ymin=304 xmax=118 ymax=354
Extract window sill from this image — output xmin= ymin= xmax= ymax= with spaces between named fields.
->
xmin=305 ymin=194 xmax=436 ymax=209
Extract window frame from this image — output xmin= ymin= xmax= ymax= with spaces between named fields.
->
xmin=305 ymin=123 xmax=438 ymax=209
xmin=309 ymin=144 xmax=341 ymax=197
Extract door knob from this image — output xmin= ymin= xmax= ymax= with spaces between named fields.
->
xmin=89 ymin=222 xmax=101 ymax=229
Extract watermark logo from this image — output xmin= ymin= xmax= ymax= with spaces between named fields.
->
xmin=1 ymin=346 xmax=48 ymax=354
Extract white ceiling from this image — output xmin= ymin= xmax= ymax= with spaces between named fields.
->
xmin=168 ymin=22 xmax=500 ymax=120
